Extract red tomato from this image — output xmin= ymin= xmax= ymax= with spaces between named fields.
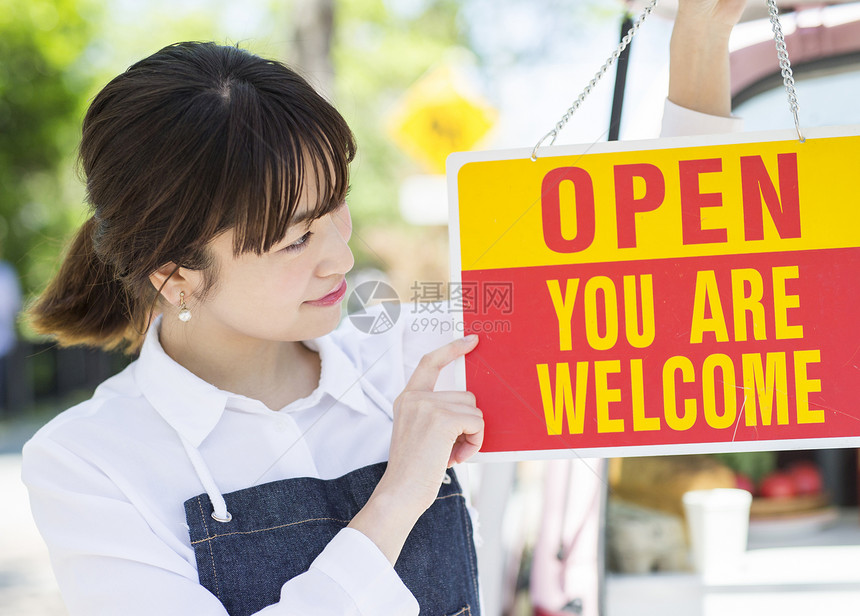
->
xmin=759 ymin=471 xmax=797 ymax=499
xmin=735 ymin=473 xmax=755 ymax=494
xmin=789 ymin=462 xmax=823 ymax=495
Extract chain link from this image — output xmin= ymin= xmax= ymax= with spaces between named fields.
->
xmin=531 ymin=0 xmax=659 ymax=161
xmin=766 ymin=0 xmax=804 ymax=142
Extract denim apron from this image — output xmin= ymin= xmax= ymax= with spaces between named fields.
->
xmin=183 ymin=461 xmax=481 ymax=616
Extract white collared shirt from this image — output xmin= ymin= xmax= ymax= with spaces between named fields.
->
xmin=22 ymin=103 xmax=740 ymax=616
xmin=23 ymin=310 xmax=456 ymax=615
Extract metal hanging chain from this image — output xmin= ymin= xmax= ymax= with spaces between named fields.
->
xmin=766 ymin=0 xmax=804 ymax=142
xmin=531 ymin=0 xmax=807 ymax=158
xmin=530 ymin=0 xmax=659 ymax=161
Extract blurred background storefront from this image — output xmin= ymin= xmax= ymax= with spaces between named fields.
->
xmin=2 ymin=1 xmax=860 ymax=614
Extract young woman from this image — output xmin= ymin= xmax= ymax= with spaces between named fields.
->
xmin=22 ymin=1 xmax=745 ymax=614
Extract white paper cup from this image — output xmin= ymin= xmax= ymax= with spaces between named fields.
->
xmin=682 ymin=488 xmax=752 ymax=579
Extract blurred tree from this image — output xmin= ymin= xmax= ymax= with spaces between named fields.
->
xmin=290 ymin=0 xmax=336 ymax=98
xmin=0 ymin=0 xmax=99 ymax=300
xmin=331 ymin=0 xmax=463 ymax=248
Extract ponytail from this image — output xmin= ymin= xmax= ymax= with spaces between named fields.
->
xmin=27 ymin=217 xmax=148 ymax=353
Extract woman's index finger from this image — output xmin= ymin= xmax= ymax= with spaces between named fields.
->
xmin=404 ymin=334 xmax=479 ymax=392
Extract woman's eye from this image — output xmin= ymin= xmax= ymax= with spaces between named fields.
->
xmin=283 ymin=231 xmax=312 ymax=252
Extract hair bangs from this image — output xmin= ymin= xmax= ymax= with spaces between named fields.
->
xmin=224 ymin=72 xmax=356 ymax=257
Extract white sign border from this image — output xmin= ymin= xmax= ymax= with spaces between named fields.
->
xmin=446 ymin=124 xmax=860 ymax=462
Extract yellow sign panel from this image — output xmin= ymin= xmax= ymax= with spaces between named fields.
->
xmin=455 ymin=132 xmax=860 ymax=272
xmin=388 ymin=64 xmax=496 ymax=174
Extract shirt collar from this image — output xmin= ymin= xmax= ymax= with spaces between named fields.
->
xmin=134 ymin=316 xmax=370 ymax=447
xmin=302 ymin=334 xmax=370 ymax=417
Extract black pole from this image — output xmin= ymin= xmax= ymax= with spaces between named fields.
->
xmin=599 ymin=14 xmax=633 ymax=616
xmin=599 ymin=26 xmax=634 ymax=615
xmin=608 ymin=13 xmax=634 ymax=141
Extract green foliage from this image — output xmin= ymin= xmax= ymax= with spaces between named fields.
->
xmin=712 ymin=451 xmax=778 ymax=484
xmin=0 ymin=0 xmax=464 ymax=300
xmin=0 ymin=0 xmax=99 ymax=297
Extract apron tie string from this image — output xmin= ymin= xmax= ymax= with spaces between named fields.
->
xmin=180 ymin=435 xmax=232 ymax=523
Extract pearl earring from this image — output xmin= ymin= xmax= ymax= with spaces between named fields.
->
xmin=178 ymin=291 xmax=192 ymax=322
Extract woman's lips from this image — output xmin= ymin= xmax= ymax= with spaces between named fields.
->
xmin=306 ymin=279 xmax=347 ymax=306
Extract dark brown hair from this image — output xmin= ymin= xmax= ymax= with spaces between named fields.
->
xmin=28 ymin=42 xmax=356 ymax=352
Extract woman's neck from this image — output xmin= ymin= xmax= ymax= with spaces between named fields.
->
xmin=157 ymin=314 xmax=321 ymax=411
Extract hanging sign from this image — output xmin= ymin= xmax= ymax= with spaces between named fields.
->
xmin=448 ymin=126 xmax=860 ymax=460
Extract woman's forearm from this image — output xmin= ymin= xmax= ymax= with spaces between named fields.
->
xmin=668 ymin=0 xmax=746 ymax=117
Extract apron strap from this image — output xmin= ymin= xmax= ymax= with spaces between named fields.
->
xmin=180 ymin=434 xmax=232 ymax=522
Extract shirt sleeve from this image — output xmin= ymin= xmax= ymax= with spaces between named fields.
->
xmin=22 ymin=435 xmax=418 ymax=616
xmin=660 ymin=98 xmax=744 ymax=138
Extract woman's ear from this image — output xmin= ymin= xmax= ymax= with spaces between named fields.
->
xmin=149 ymin=262 xmax=202 ymax=306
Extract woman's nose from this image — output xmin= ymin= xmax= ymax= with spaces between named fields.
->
xmin=317 ymin=206 xmax=354 ymax=276
xmin=332 ymin=202 xmax=352 ymax=243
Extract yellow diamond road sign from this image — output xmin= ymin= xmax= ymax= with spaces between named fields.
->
xmin=388 ymin=64 xmax=497 ymax=174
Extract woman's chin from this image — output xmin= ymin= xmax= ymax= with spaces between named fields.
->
xmin=298 ymin=306 xmax=344 ymax=339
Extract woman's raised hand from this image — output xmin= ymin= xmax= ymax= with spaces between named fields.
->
xmin=348 ymin=334 xmax=483 ymax=565
xmin=383 ymin=334 xmax=484 ymax=511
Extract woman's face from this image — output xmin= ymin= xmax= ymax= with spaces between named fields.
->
xmin=193 ymin=198 xmax=355 ymax=344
